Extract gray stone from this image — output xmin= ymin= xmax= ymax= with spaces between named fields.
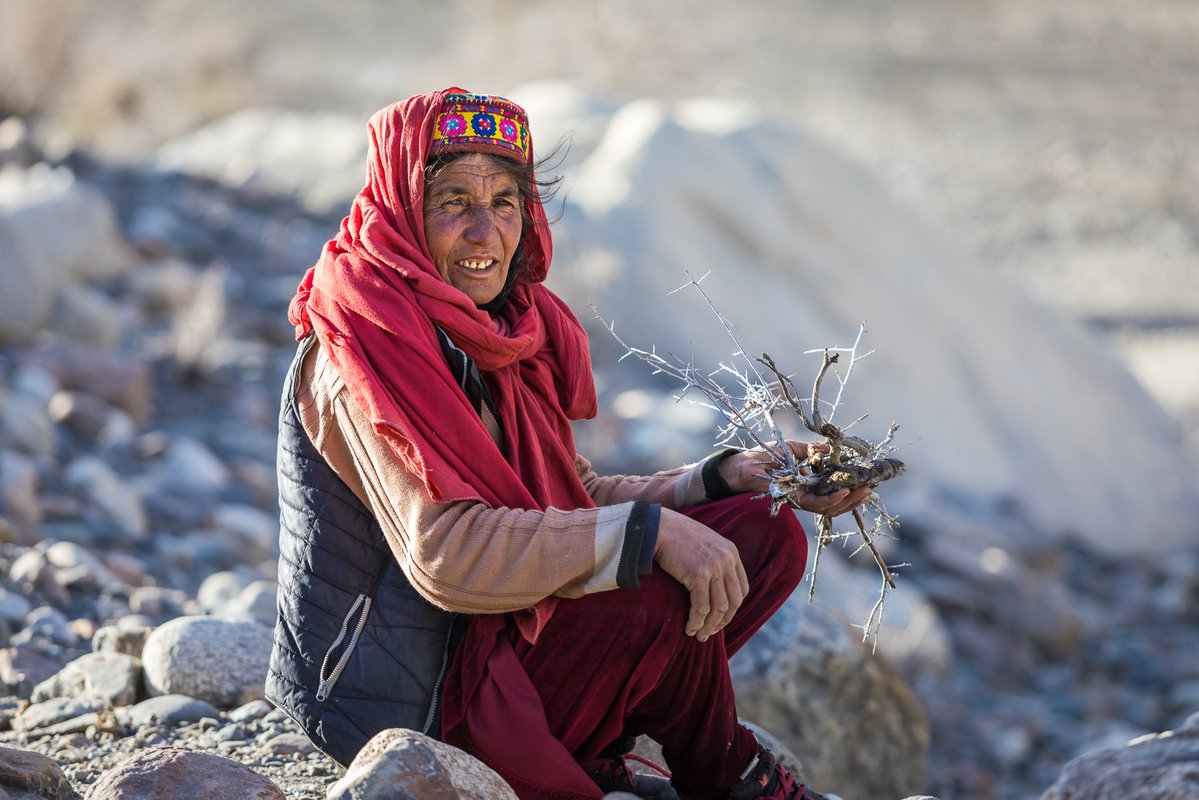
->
xmin=11 ymin=695 xmax=106 ymax=732
xmin=156 ymin=109 xmax=366 ymax=217
xmin=159 ymin=438 xmax=230 ymax=495
xmin=730 ymin=600 xmax=929 ymax=799
xmin=141 ymin=616 xmax=272 ymax=708
xmin=18 ymin=607 xmax=74 ymax=646
xmin=0 ymin=589 xmax=33 ymax=627
xmin=226 ymin=699 xmax=272 ymax=723
xmin=0 ymin=647 xmax=63 ymax=698
xmin=0 ymin=449 xmax=42 ymax=538
xmin=0 ymin=743 xmax=82 ymax=800
xmin=327 ymin=728 xmax=518 ymax=800
xmin=31 ymin=651 xmax=140 ymax=706
xmin=23 ymin=341 xmax=151 ymax=424
xmin=47 ymin=391 xmax=114 ymax=440
xmin=124 ymin=694 xmax=221 ymax=729
xmin=196 ymin=571 xmax=251 ymax=613
xmin=1041 ymin=712 xmax=1199 ymax=799
xmin=214 ymin=580 xmax=278 ymax=627
xmin=212 ymin=504 xmax=277 ymax=564
xmin=43 ymin=542 xmax=122 ymax=591
xmin=64 ymin=457 xmax=147 ymax=541
xmin=83 ymin=746 xmax=284 ymax=799
xmin=260 ymin=732 xmax=313 ymax=756
xmin=91 ymin=624 xmax=152 ymax=657
xmin=126 ymin=586 xmax=189 ymax=618
xmin=48 ymin=283 xmax=124 ymax=350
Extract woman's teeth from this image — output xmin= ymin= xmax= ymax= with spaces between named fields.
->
xmin=459 ymin=260 xmax=494 ymax=271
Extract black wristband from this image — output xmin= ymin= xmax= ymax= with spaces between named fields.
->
xmin=701 ymin=448 xmax=743 ymax=500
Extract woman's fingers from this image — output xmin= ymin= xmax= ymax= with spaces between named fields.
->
xmin=686 ymin=582 xmax=710 ymax=638
xmin=696 ymin=577 xmax=730 ymax=642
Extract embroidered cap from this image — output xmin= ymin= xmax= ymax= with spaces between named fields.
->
xmin=430 ymin=92 xmax=531 ymax=164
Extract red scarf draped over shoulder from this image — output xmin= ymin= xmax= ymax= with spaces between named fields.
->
xmin=288 ymin=88 xmax=597 ymax=519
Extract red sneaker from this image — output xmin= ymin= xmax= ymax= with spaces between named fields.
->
xmin=725 ymin=749 xmax=831 ymax=800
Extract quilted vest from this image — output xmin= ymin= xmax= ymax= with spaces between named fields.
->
xmin=265 ymin=336 xmax=462 ymax=767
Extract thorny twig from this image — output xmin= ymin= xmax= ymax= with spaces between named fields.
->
xmin=595 ymin=270 xmax=906 ymax=643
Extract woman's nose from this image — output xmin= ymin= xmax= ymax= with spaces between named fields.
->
xmin=462 ymin=207 xmax=497 ymax=242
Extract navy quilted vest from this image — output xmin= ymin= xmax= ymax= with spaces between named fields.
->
xmin=266 ymin=336 xmax=462 ymax=767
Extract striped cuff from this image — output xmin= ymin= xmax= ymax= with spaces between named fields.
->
xmin=616 ymin=501 xmax=660 ymax=590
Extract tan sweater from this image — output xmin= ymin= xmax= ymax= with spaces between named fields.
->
xmin=296 ymin=339 xmax=717 ymax=614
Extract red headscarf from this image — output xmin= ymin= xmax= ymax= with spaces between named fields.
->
xmin=288 ymin=87 xmax=598 ymax=515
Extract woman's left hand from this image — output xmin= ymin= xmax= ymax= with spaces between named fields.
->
xmin=717 ymin=442 xmax=872 ymax=516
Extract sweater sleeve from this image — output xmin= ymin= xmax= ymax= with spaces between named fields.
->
xmin=574 ymin=449 xmax=742 ymax=509
xmin=296 ymin=341 xmax=653 ymax=614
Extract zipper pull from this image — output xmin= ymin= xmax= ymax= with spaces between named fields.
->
xmin=316 ymin=679 xmax=330 ymax=702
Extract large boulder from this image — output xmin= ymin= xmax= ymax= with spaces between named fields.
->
xmin=155 ymin=108 xmax=366 ymax=217
xmin=730 ymin=600 xmax=930 ymax=798
xmin=141 ymin=616 xmax=272 ymax=707
xmin=1041 ymin=712 xmax=1199 ymax=799
xmin=0 ymin=744 xmax=81 ymax=800
xmin=327 ymin=728 xmax=518 ymax=800
xmin=0 ymin=164 xmax=131 ymax=344
xmin=84 ymin=747 xmax=284 ymax=799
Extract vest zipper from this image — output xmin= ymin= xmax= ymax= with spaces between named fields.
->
xmin=421 ymin=615 xmax=457 ymax=735
xmin=316 ymin=593 xmax=372 ymax=702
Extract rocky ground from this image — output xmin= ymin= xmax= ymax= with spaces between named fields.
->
xmin=2 ymin=2 xmax=1198 ymax=798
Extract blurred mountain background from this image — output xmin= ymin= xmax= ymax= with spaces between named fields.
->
xmin=4 ymin=0 xmax=1197 ymax=445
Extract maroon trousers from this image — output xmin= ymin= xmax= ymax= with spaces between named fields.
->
xmin=442 ymin=493 xmax=808 ymax=799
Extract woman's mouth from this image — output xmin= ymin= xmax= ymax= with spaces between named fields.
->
xmin=458 ymin=259 xmax=497 ymax=271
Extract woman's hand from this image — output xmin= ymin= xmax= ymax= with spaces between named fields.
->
xmin=717 ymin=441 xmax=873 ymax=515
xmin=653 ymin=509 xmax=750 ymax=643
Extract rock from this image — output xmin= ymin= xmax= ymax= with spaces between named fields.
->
xmin=126 ymin=587 xmax=189 ymax=619
xmin=327 ymin=728 xmax=518 ymax=800
xmin=21 ymin=341 xmax=151 ymax=424
xmin=212 ymin=504 xmax=277 ymax=563
xmin=83 ymin=746 xmax=285 ymax=799
xmin=0 ymin=449 xmax=41 ymax=541
xmin=1041 ymin=712 xmax=1199 ymax=799
xmin=808 ymin=552 xmax=954 ymax=678
xmin=196 ymin=571 xmax=252 ymax=613
xmin=152 ymin=437 xmax=229 ymax=496
xmin=43 ymin=542 xmax=123 ymax=591
xmin=128 ymin=258 xmax=205 ymax=312
xmin=17 ymin=607 xmax=75 ymax=647
xmin=730 ymin=600 xmax=930 ymax=799
xmin=141 ymin=616 xmax=272 ymax=707
xmin=91 ymin=624 xmax=152 ymax=657
xmin=63 ymin=457 xmax=147 ymax=541
xmin=48 ymin=283 xmax=125 ymax=350
xmin=0 ymin=744 xmax=82 ymax=800
xmin=214 ymin=581 xmax=277 ymax=627
xmin=47 ymin=391 xmax=115 ymax=441
xmin=11 ymin=696 xmax=106 ymax=732
xmin=1 ymin=391 xmax=55 ymax=465
xmin=0 ymin=590 xmax=33 ymax=629
xmin=226 ymin=699 xmax=272 ymax=723
xmin=0 ymin=646 xmax=63 ymax=699
xmin=0 ymin=165 xmax=130 ymax=344
xmin=31 ymin=651 xmax=140 ymax=706
xmin=156 ymin=109 xmax=366 ymax=217
xmin=123 ymin=694 xmax=221 ymax=729
xmin=261 ymin=732 xmax=314 ymax=756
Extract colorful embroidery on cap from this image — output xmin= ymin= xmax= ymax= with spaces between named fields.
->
xmin=432 ymin=93 xmax=530 ymax=162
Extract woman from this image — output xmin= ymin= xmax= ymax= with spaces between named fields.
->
xmin=267 ymin=88 xmax=868 ymax=800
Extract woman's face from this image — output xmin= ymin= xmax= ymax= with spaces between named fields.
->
xmin=423 ymin=153 xmax=523 ymax=307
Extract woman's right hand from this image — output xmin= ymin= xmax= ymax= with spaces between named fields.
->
xmin=653 ymin=509 xmax=750 ymax=643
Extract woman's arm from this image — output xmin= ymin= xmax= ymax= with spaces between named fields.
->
xmin=297 ymin=341 xmax=655 ymax=614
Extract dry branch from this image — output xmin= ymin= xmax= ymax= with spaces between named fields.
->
xmin=595 ymin=269 xmax=908 ymax=643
